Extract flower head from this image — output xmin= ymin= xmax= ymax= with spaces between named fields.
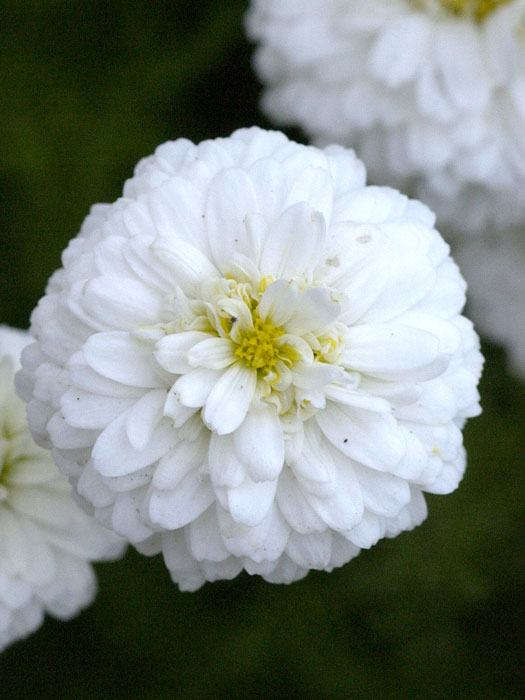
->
xmin=0 ymin=325 xmax=123 ymax=651
xmin=19 ymin=128 xmax=482 ymax=590
xmin=247 ymin=0 xmax=525 ymax=234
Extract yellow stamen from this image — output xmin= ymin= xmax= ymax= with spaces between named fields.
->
xmin=234 ymin=314 xmax=298 ymax=373
xmin=412 ymin=0 xmax=511 ymax=21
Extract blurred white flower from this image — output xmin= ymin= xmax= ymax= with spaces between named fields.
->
xmin=247 ymin=0 xmax=525 ymax=235
xmin=456 ymin=229 xmax=525 ymax=375
xmin=19 ymin=128 xmax=482 ymax=591
xmin=0 ymin=326 xmax=124 ymax=652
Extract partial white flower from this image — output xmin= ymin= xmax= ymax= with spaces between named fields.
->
xmin=455 ymin=229 xmax=525 ymax=376
xmin=19 ymin=127 xmax=483 ymax=591
xmin=0 ymin=325 xmax=123 ymax=652
xmin=247 ymin=0 xmax=525 ymax=235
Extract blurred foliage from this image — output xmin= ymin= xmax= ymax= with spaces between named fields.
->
xmin=0 ymin=1 xmax=523 ymax=698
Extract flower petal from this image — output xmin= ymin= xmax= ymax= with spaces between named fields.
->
xmin=126 ymin=389 xmax=166 ymax=451
xmin=203 ymin=364 xmax=256 ymax=435
xmin=302 ymin=448 xmax=364 ymax=531
xmin=317 ymin=402 xmax=406 ymax=472
xmin=206 ymin=168 xmax=259 ymax=272
xmin=84 ymin=332 xmax=163 ymax=388
xmin=208 ymin=433 xmax=245 ymax=488
xmin=60 ymin=389 xmax=133 ymax=430
xmin=233 ymin=407 xmax=285 ymax=482
xmin=153 ymin=438 xmax=207 ymax=491
xmin=81 ymin=276 xmax=163 ymax=330
xmin=173 ymin=368 xmax=222 ymax=408
xmin=93 ymin=411 xmax=175 ymax=477
xmin=163 ymin=387 xmax=197 ymax=427
xmin=187 ymin=337 xmax=236 ymax=370
xmin=187 ymin=507 xmax=230 ymax=562
xmin=342 ymin=324 xmax=447 ymax=381
xmin=287 ymin=530 xmax=332 ymax=570
xmin=257 ymin=280 xmax=298 ymax=326
xmin=259 ymin=202 xmax=326 ymax=280
xmin=276 ymin=468 xmax=325 ymax=534
xmin=227 ymin=476 xmax=277 ymax=526
xmin=353 ymin=464 xmax=410 ymax=517
xmin=286 ymin=287 xmax=340 ymax=335
xmin=149 ymin=472 xmax=214 ymax=530
xmin=152 ymin=237 xmax=220 ymax=296
xmin=155 ymin=332 xmax=212 ymax=375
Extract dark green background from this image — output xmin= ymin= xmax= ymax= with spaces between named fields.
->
xmin=1 ymin=2 xmax=523 ymax=697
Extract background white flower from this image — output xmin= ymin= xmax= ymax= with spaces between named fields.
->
xmin=247 ymin=0 xmax=525 ymax=234
xmin=455 ymin=229 xmax=525 ymax=375
xmin=19 ymin=128 xmax=482 ymax=591
xmin=0 ymin=325 xmax=124 ymax=652
xmin=247 ymin=0 xmax=525 ymax=378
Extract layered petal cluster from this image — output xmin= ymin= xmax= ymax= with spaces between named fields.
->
xmin=19 ymin=128 xmax=483 ymax=591
xmin=247 ymin=0 xmax=525 ymax=235
xmin=0 ymin=326 xmax=123 ymax=652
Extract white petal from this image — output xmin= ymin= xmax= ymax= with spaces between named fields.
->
xmin=293 ymin=362 xmax=342 ymax=391
xmin=206 ymin=168 xmax=259 ymax=272
xmin=358 ymin=255 xmax=436 ymax=323
xmin=126 ymin=389 xmax=166 ymax=451
xmin=284 ymin=166 xmax=334 ymax=224
xmin=203 ymin=364 xmax=256 ymax=435
xmin=286 ymin=287 xmax=340 ymax=335
xmin=83 ymin=332 xmax=163 ymax=388
xmin=149 ymin=472 xmax=214 ymax=529
xmin=227 ymin=476 xmax=277 ymax=526
xmin=187 ymin=337 xmax=236 ymax=370
xmin=173 ymin=368 xmax=222 ymax=408
xmin=317 ymin=402 xmax=406 ymax=472
xmin=93 ymin=411 xmax=175 ymax=477
xmin=369 ymin=15 xmax=430 ymax=87
xmin=342 ymin=324 xmax=447 ymax=381
xmin=60 ymin=389 xmax=132 ymax=430
xmin=257 ymin=280 xmax=298 ymax=326
xmin=324 ymin=385 xmax=390 ymax=413
xmin=81 ymin=276 xmax=163 ymax=330
xmin=163 ymin=387 xmax=197 ymax=427
xmin=287 ymin=530 xmax=332 ymax=569
xmin=153 ymin=439 xmax=207 ymax=490
xmin=217 ymin=505 xmax=289 ymax=562
xmin=276 ymin=468 xmax=325 ymax=534
xmin=233 ymin=407 xmax=284 ymax=481
xmin=152 ymin=237 xmax=220 ymax=296
xmin=353 ymin=464 xmax=410 ymax=517
xmin=162 ymin=531 xmax=203 ymax=585
xmin=291 ymin=422 xmax=335 ymax=485
xmin=146 ymin=177 xmax=206 ymax=250
xmin=346 ymin=512 xmax=385 ymax=549
xmin=302 ymin=449 xmax=364 ymax=531
xmin=187 ymin=507 xmax=230 ymax=562
xmin=208 ymin=433 xmax=245 ymax=488
xmin=155 ymin=331 xmax=212 ymax=375
xmin=112 ymin=491 xmax=153 ymax=543
xmin=47 ymin=412 xmax=98 ymax=449
xmin=260 ymin=202 xmax=326 ymax=280
xmin=69 ymin=356 xmax=143 ymax=398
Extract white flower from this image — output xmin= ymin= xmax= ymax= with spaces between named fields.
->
xmin=455 ymin=229 xmax=525 ymax=376
xmin=19 ymin=127 xmax=483 ymax=591
xmin=0 ymin=325 xmax=123 ymax=652
xmin=247 ymin=0 xmax=525 ymax=234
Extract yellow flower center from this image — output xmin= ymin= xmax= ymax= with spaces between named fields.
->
xmin=233 ymin=313 xmax=299 ymax=374
xmin=411 ymin=0 xmax=511 ymax=21
xmin=234 ymin=315 xmax=283 ymax=370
